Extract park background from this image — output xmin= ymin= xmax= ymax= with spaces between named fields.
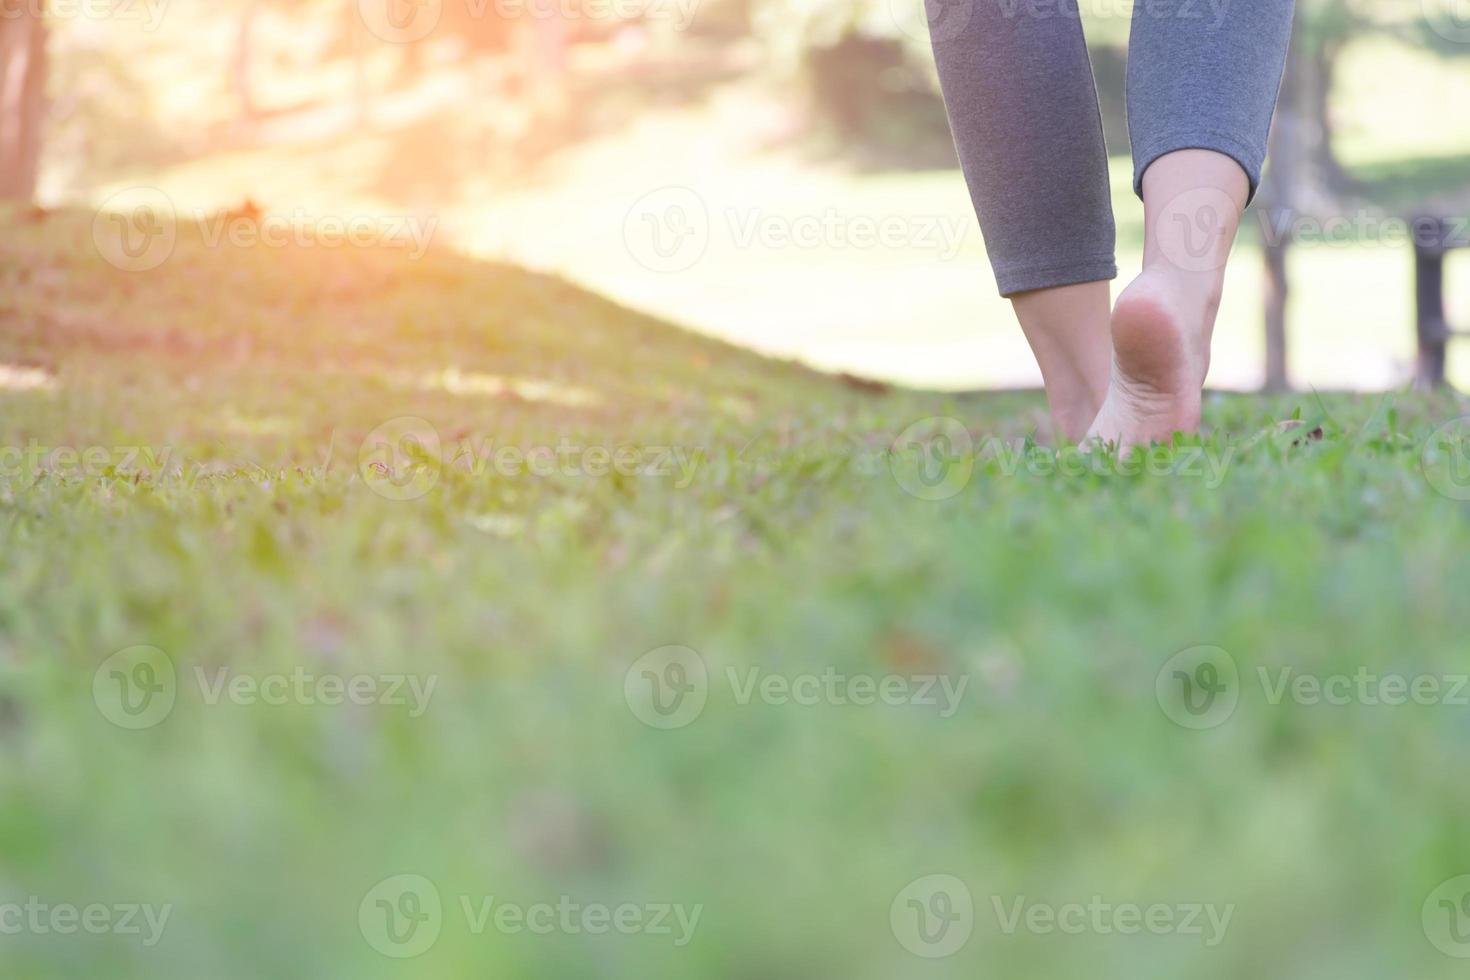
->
xmin=5 ymin=0 xmax=1470 ymax=390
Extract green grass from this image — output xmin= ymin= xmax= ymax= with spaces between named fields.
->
xmin=5 ymin=209 xmax=1470 ymax=978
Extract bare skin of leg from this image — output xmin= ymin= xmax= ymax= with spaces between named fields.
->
xmin=1087 ymin=149 xmax=1250 ymax=447
xmin=1012 ymin=280 xmax=1113 ymax=443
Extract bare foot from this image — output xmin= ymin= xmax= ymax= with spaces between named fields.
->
xmin=1084 ymin=149 xmax=1247 ymax=449
xmin=1085 ymin=268 xmax=1214 ymax=448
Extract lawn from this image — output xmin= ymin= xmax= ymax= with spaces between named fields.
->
xmin=4 ymin=207 xmax=1470 ymax=978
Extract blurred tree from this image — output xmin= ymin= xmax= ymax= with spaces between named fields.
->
xmin=234 ymin=0 xmax=264 ymax=120
xmin=0 ymin=3 xmax=47 ymax=200
xmin=1256 ymin=0 xmax=1470 ymax=389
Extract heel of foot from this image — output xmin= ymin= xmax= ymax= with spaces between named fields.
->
xmin=1111 ymin=285 xmax=1190 ymax=395
xmin=1087 ymin=274 xmax=1209 ymax=446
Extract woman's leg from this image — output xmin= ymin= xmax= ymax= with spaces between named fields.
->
xmin=1088 ymin=0 xmax=1295 ymax=446
xmin=928 ymin=0 xmax=1116 ymax=441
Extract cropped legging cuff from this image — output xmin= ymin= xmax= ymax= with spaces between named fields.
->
xmin=994 ymin=256 xmax=1119 ymax=299
xmin=928 ymin=0 xmax=1294 ymax=298
xmin=1131 ymin=131 xmax=1270 ymax=205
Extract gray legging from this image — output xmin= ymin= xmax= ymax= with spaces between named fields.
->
xmin=928 ymin=0 xmax=1294 ymax=296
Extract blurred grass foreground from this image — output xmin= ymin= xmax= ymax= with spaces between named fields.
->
xmin=6 ymin=204 xmax=1470 ymax=978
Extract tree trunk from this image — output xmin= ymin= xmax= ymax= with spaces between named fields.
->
xmin=1304 ymin=38 xmax=1357 ymax=201
xmin=1261 ymin=235 xmax=1291 ymax=392
xmin=234 ymin=0 xmax=262 ymax=121
xmin=1257 ymin=37 xmax=1306 ymax=392
xmin=348 ymin=0 xmax=368 ymax=123
xmin=0 ymin=7 xmax=47 ymax=201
